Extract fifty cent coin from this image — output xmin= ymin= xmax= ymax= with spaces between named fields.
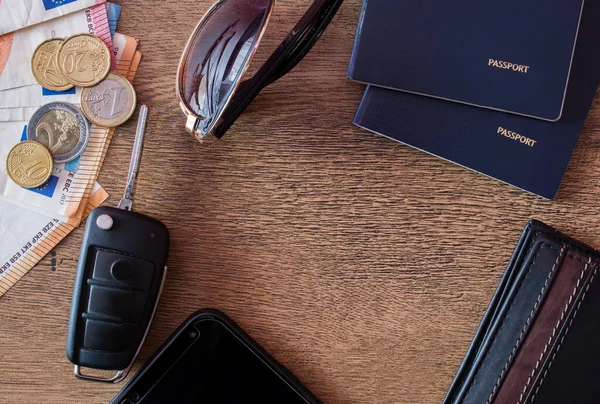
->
xmin=31 ymin=39 xmax=74 ymax=92
xmin=57 ymin=33 xmax=111 ymax=87
xmin=6 ymin=141 xmax=54 ymax=188
xmin=81 ymin=73 xmax=137 ymax=127
xmin=27 ymin=102 xmax=90 ymax=163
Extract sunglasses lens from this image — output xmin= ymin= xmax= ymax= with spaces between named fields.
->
xmin=179 ymin=0 xmax=273 ymax=136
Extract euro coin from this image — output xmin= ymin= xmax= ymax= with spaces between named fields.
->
xmin=57 ymin=33 xmax=111 ymax=87
xmin=80 ymin=73 xmax=137 ymax=127
xmin=27 ymin=102 xmax=90 ymax=163
xmin=6 ymin=141 xmax=54 ymax=189
xmin=31 ymin=39 xmax=74 ymax=92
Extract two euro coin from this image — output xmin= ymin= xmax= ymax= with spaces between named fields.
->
xmin=26 ymin=102 xmax=90 ymax=163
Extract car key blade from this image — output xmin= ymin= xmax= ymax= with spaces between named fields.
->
xmin=118 ymin=104 xmax=149 ymax=211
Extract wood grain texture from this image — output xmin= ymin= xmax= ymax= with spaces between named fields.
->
xmin=2 ymin=1 xmax=600 ymax=403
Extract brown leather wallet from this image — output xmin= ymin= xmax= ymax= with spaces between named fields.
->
xmin=444 ymin=220 xmax=600 ymax=404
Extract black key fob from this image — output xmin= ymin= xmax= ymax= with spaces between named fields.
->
xmin=66 ymin=206 xmax=169 ymax=382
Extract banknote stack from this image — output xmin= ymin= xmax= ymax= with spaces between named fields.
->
xmin=0 ymin=0 xmax=143 ymax=297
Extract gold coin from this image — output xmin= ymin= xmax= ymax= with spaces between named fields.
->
xmin=80 ymin=73 xmax=137 ymax=127
xmin=6 ymin=141 xmax=54 ymax=189
xmin=31 ymin=39 xmax=74 ymax=92
xmin=57 ymin=33 xmax=111 ymax=87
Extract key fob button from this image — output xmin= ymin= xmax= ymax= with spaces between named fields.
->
xmin=87 ymin=286 xmax=149 ymax=324
xmin=96 ymin=214 xmax=114 ymax=231
xmin=111 ymin=259 xmax=134 ymax=281
xmin=92 ymin=250 xmax=155 ymax=290
xmin=83 ymin=320 xmax=137 ymax=352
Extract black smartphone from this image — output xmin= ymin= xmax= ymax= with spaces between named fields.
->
xmin=111 ymin=309 xmax=320 ymax=404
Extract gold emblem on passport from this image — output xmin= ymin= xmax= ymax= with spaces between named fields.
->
xmin=31 ymin=39 xmax=74 ymax=92
xmin=488 ymin=59 xmax=530 ymax=74
xmin=80 ymin=73 xmax=137 ymax=127
xmin=57 ymin=34 xmax=111 ymax=87
xmin=6 ymin=141 xmax=54 ymax=188
xmin=498 ymin=127 xmax=537 ymax=147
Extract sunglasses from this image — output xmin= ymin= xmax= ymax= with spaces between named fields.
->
xmin=176 ymin=0 xmax=343 ymax=140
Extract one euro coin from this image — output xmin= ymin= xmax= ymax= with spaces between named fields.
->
xmin=6 ymin=141 xmax=54 ymax=188
xmin=57 ymin=33 xmax=111 ymax=87
xmin=27 ymin=102 xmax=90 ymax=163
xmin=80 ymin=73 xmax=137 ymax=127
xmin=31 ymin=38 xmax=74 ymax=92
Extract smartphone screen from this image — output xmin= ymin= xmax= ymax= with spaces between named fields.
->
xmin=113 ymin=313 xmax=316 ymax=404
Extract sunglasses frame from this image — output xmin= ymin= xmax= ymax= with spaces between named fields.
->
xmin=177 ymin=0 xmax=344 ymax=140
xmin=176 ymin=0 xmax=275 ymax=141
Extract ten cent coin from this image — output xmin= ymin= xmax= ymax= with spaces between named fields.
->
xmin=80 ymin=73 xmax=137 ymax=127
xmin=6 ymin=141 xmax=54 ymax=188
xmin=31 ymin=39 xmax=74 ymax=92
xmin=57 ymin=33 xmax=111 ymax=87
xmin=27 ymin=102 xmax=90 ymax=163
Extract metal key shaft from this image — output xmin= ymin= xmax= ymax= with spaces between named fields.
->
xmin=118 ymin=105 xmax=148 ymax=211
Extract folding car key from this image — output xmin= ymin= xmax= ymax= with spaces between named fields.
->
xmin=66 ymin=105 xmax=170 ymax=383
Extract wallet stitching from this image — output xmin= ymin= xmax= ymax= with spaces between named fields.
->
xmin=516 ymin=255 xmax=589 ymax=404
xmin=528 ymin=262 xmax=598 ymax=404
xmin=534 ymin=230 xmax=597 ymax=261
xmin=485 ymin=245 xmax=565 ymax=404
xmin=452 ymin=234 xmax=538 ymax=402
xmin=460 ymin=227 xmax=597 ymax=404
xmin=462 ymin=242 xmax=552 ymax=402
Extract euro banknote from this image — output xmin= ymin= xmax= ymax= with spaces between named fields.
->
xmin=0 ymin=3 xmax=114 ymax=91
xmin=107 ymin=2 xmax=122 ymax=38
xmin=0 ymin=107 xmax=37 ymax=122
xmin=0 ymin=0 xmax=106 ymax=35
xmin=0 ymin=182 xmax=108 ymax=297
xmin=0 ymin=86 xmax=81 ymax=110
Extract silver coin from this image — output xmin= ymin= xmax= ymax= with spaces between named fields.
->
xmin=27 ymin=102 xmax=89 ymax=163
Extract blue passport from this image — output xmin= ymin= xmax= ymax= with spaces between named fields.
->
xmin=348 ymin=0 xmax=585 ymax=121
xmin=353 ymin=0 xmax=600 ymax=199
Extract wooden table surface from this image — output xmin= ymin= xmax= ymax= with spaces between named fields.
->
xmin=2 ymin=1 xmax=600 ymax=403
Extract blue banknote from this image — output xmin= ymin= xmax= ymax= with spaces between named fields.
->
xmin=107 ymin=2 xmax=122 ymax=39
